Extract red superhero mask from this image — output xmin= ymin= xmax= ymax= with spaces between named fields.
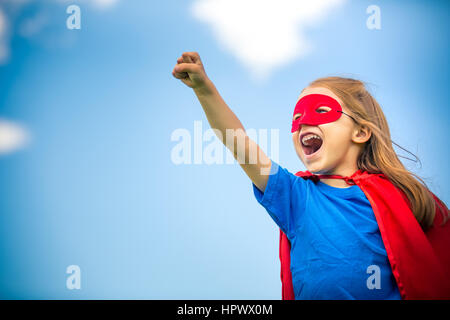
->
xmin=291 ymin=94 xmax=344 ymax=133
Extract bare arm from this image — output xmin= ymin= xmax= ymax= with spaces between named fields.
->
xmin=172 ymin=52 xmax=271 ymax=192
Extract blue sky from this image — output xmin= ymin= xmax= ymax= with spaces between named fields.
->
xmin=0 ymin=0 xmax=449 ymax=299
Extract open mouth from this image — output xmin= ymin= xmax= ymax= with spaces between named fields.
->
xmin=300 ymin=133 xmax=323 ymax=156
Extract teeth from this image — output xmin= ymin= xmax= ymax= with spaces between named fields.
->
xmin=302 ymin=134 xmax=321 ymax=145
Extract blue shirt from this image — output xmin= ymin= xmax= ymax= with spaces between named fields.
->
xmin=253 ymin=161 xmax=401 ymax=300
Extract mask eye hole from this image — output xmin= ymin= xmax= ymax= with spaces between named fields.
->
xmin=293 ymin=113 xmax=302 ymax=120
xmin=316 ymin=106 xmax=331 ymax=113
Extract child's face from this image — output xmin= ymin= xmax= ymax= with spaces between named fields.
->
xmin=292 ymin=86 xmax=359 ymax=174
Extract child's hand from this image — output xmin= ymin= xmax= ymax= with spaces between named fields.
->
xmin=172 ymin=52 xmax=212 ymax=95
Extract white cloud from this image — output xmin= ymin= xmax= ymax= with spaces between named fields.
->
xmin=18 ymin=11 xmax=49 ymax=38
xmin=57 ymin=0 xmax=119 ymax=10
xmin=0 ymin=0 xmax=120 ymax=65
xmin=0 ymin=119 xmax=30 ymax=155
xmin=91 ymin=0 xmax=119 ymax=9
xmin=191 ymin=0 xmax=347 ymax=80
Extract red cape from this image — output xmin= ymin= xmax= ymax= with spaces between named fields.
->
xmin=279 ymin=170 xmax=450 ymax=300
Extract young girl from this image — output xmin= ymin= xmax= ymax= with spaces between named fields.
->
xmin=172 ymin=52 xmax=450 ymax=300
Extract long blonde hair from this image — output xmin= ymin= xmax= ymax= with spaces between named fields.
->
xmin=308 ymin=76 xmax=448 ymax=231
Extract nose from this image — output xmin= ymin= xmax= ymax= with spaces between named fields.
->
xmin=299 ymin=124 xmax=317 ymax=134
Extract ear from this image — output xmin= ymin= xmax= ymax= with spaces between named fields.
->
xmin=352 ymin=125 xmax=371 ymax=144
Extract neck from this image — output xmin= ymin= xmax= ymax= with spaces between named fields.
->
xmin=317 ymin=163 xmax=359 ymax=189
xmin=316 ymin=145 xmax=363 ymax=188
